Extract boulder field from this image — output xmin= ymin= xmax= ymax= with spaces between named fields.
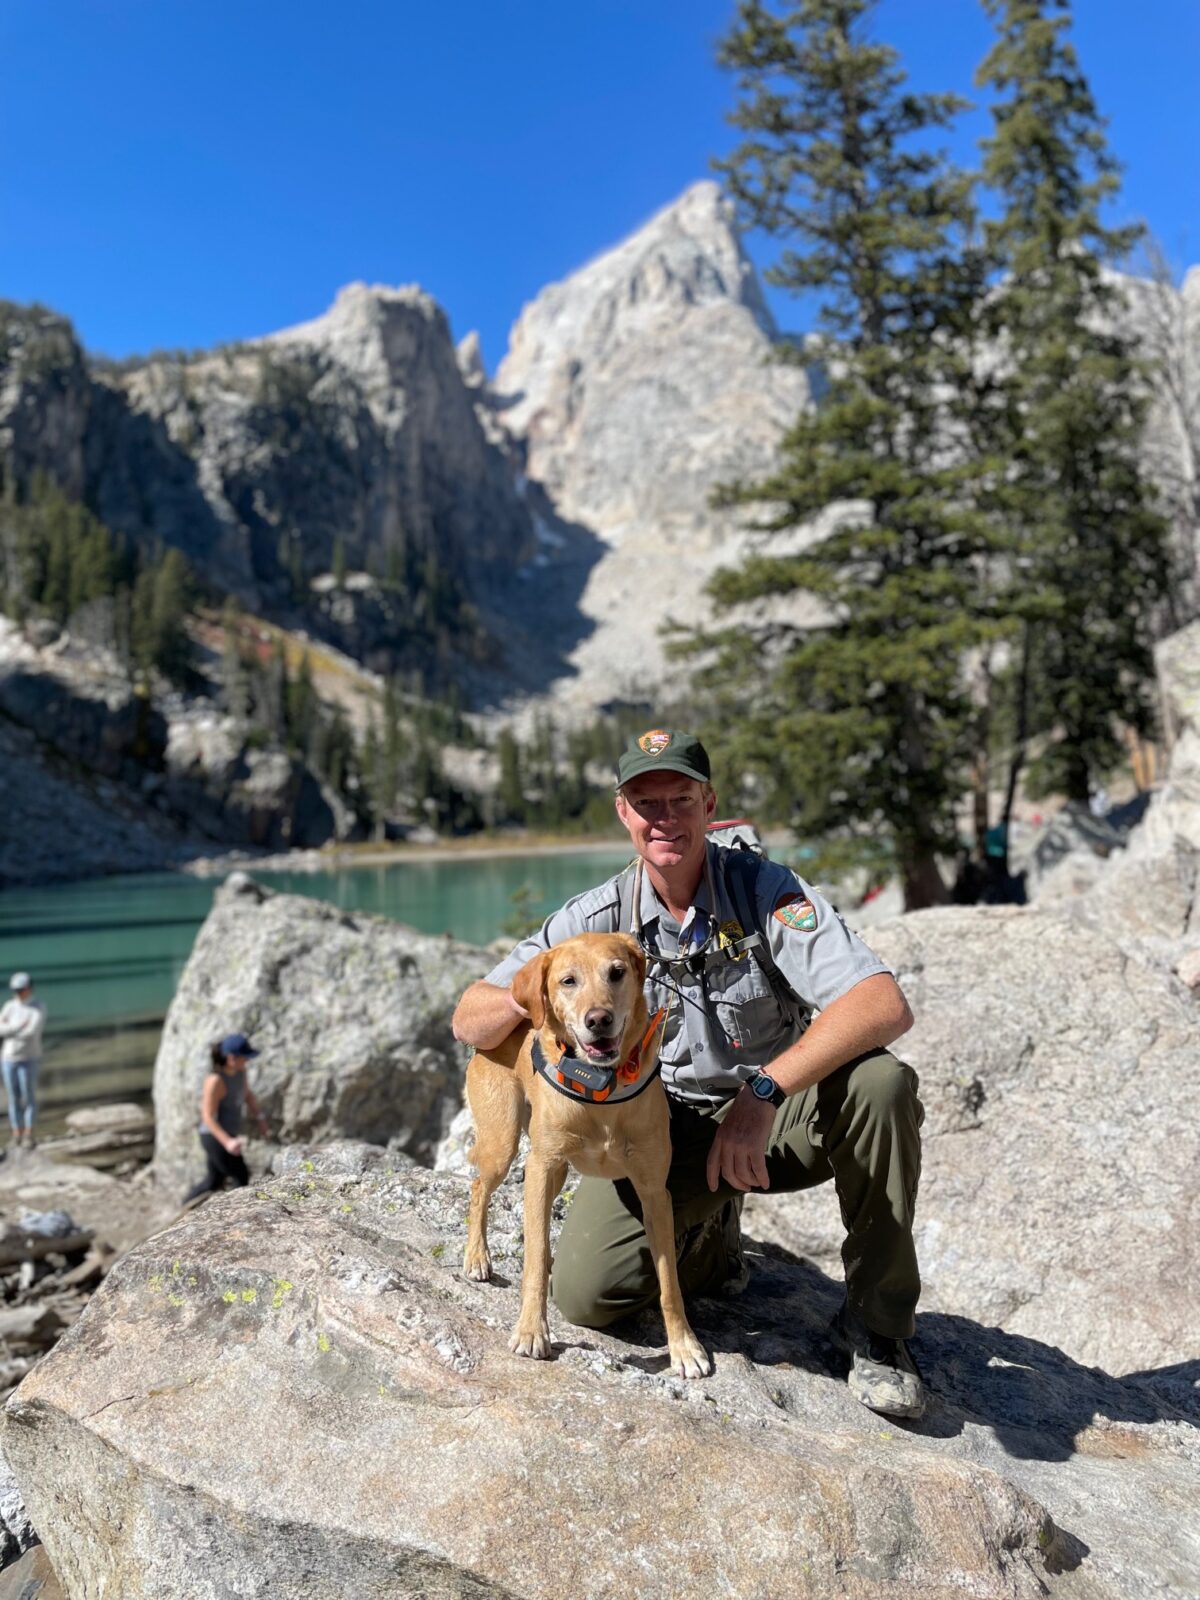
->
xmin=5 ymin=1152 xmax=1197 ymax=1599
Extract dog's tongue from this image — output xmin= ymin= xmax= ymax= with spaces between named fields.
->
xmin=582 ymin=1038 xmax=617 ymax=1060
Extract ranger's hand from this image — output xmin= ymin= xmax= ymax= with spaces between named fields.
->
xmin=705 ymin=1090 xmax=775 ymax=1193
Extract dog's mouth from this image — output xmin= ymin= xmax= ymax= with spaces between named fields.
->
xmin=572 ymin=1033 xmax=622 ymax=1065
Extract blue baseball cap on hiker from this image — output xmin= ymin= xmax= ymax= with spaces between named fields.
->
xmin=220 ymin=1032 xmax=259 ymax=1059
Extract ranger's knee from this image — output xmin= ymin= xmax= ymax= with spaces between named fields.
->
xmin=550 ymin=1265 xmax=620 ymax=1330
xmin=846 ymin=1051 xmax=920 ymax=1122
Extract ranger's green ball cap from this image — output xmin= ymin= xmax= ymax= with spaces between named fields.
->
xmin=615 ymin=728 xmax=712 ymax=788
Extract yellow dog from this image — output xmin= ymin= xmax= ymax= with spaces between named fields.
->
xmin=463 ymin=931 xmax=711 ymax=1379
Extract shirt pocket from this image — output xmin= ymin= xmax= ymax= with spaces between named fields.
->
xmin=707 ymin=959 xmax=780 ymax=1054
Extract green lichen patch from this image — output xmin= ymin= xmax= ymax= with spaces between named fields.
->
xmin=271 ymin=1278 xmax=294 ymax=1309
xmin=167 ymin=1293 xmax=186 ymax=1308
xmin=221 ymin=1289 xmax=239 ymax=1304
xmin=317 ymin=1332 xmax=331 ymax=1353
xmin=241 ymin=1288 xmax=258 ymax=1304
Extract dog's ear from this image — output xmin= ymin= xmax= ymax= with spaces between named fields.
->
xmin=615 ymin=933 xmax=647 ymax=987
xmin=511 ymin=951 xmax=549 ymax=1030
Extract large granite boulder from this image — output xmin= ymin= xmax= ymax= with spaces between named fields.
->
xmin=748 ymin=903 xmax=1200 ymax=1376
xmin=1034 ymin=622 xmax=1200 ymax=975
xmin=5 ymin=1159 xmax=1197 ymax=1599
xmin=152 ymin=875 xmax=489 ymax=1190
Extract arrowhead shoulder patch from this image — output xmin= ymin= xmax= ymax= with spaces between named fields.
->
xmin=773 ymin=893 xmax=817 ymax=933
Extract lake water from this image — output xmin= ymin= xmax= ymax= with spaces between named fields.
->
xmin=0 ymin=847 xmax=633 ymax=1135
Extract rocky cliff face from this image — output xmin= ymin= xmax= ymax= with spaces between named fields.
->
xmin=6 ymin=189 xmax=1198 ymax=719
xmin=488 ymin=181 xmax=814 ymax=707
xmin=1 ymin=289 xmax=536 ymax=682
xmin=0 ymin=619 xmax=355 ymax=887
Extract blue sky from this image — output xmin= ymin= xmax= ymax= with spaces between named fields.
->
xmin=2 ymin=0 xmax=1197 ymax=370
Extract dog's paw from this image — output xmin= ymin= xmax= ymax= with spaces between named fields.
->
xmin=462 ymin=1245 xmax=493 ymax=1282
xmin=668 ymin=1332 xmax=712 ymax=1380
xmin=509 ymin=1321 xmax=553 ymax=1360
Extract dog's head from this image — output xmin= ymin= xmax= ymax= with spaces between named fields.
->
xmin=511 ymin=933 xmax=648 ymax=1068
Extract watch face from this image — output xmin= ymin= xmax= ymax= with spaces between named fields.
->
xmin=751 ymin=1073 xmax=776 ymax=1100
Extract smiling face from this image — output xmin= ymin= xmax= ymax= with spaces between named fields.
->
xmin=615 ymin=771 xmax=716 ymax=879
xmin=512 ymin=933 xmax=647 ymax=1067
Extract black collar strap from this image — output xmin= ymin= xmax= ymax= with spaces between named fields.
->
xmin=532 ymin=1010 xmax=666 ymax=1106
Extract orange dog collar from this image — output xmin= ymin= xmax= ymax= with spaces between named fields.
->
xmin=533 ymin=1008 xmax=667 ymax=1106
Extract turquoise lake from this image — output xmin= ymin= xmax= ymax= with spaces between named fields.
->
xmin=0 ymin=847 xmax=633 ymax=1134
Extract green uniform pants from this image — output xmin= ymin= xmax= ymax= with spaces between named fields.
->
xmin=550 ymin=1050 xmax=923 ymax=1341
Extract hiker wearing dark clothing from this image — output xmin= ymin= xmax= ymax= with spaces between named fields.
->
xmin=183 ymin=1032 xmax=269 ymax=1204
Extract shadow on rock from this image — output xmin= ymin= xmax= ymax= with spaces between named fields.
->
xmin=604 ymin=1236 xmax=1199 ymax=1468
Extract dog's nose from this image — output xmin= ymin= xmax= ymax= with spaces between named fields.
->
xmin=584 ymin=1008 xmax=614 ymax=1034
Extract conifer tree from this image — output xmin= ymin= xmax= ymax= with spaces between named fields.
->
xmin=496 ymin=728 xmax=526 ymax=825
xmin=149 ymin=549 xmax=193 ymax=682
xmin=261 ymin=635 xmax=289 ymax=743
xmin=220 ymin=599 xmax=251 ymax=721
xmin=286 ymin=650 xmax=317 ymax=756
xmin=687 ymin=0 xmax=999 ymax=907
xmin=977 ymin=0 xmax=1169 ymax=813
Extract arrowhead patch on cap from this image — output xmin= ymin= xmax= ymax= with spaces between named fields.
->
xmin=638 ymin=729 xmax=672 ymax=756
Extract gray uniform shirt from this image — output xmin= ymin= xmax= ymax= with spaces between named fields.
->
xmin=484 ymin=843 xmax=890 ymax=1107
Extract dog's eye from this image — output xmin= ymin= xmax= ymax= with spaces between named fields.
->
xmin=558 ymin=974 xmax=578 ymax=988
xmin=608 ymin=965 xmax=626 ymax=981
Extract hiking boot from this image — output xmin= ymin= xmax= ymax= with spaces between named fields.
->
xmin=830 ymin=1299 xmax=925 ymax=1419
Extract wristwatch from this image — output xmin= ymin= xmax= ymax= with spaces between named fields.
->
xmin=746 ymin=1070 xmax=787 ymax=1108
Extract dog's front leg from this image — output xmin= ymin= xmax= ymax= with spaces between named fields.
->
xmin=635 ymin=1183 xmax=713 ymax=1379
xmin=509 ymin=1154 xmax=567 ymax=1360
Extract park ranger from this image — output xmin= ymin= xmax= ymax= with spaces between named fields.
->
xmin=452 ymin=728 xmax=925 ymax=1417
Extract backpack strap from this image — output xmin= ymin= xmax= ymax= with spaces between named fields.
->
xmin=615 ymin=860 xmax=639 ymax=935
xmin=721 ymin=847 xmax=811 ymax=1035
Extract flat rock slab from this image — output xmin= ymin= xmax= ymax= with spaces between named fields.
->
xmin=0 ymin=1545 xmax=63 ymax=1600
xmin=5 ymin=1162 xmax=1197 ymax=1600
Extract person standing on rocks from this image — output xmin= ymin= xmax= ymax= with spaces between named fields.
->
xmin=0 ymin=972 xmax=46 ymax=1152
xmin=183 ymin=1032 xmax=270 ymax=1205
xmin=452 ymin=729 xmax=926 ymax=1418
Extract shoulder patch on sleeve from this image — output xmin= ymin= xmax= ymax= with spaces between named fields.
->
xmin=773 ymin=892 xmax=818 ymax=933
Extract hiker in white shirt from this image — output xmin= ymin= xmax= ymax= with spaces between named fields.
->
xmin=0 ymin=972 xmax=47 ymax=1150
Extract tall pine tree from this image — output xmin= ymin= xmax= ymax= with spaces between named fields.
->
xmin=686 ymin=0 xmax=1001 ymax=907
xmin=978 ymin=0 xmax=1169 ymax=813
